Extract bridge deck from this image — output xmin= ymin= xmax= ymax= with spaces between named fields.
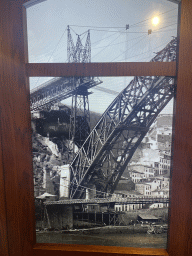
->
xmin=44 ymin=197 xmax=169 ymax=205
xmin=30 ymin=77 xmax=102 ymax=111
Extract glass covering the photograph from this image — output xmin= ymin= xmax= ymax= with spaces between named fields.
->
xmin=31 ymin=76 xmax=174 ymax=248
xmin=27 ymin=0 xmax=178 ymax=249
xmin=26 ymin=0 xmax=178 ymax=63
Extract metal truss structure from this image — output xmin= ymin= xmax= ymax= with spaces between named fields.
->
xmin=30 ymin=76 xmax=102 ymax=111
xmin=30 ymin=27 xmax=95 ymax=113
xmin=67 ymin=27 xmax=92 ymax=146
xmin=67 ymin=26 xmax=91 ymax=63
xmin=70 ymin=37 xmax=177 ymax=199
xmin=69 ymin=78 xmax=91 ymax=147
xmin=44 ymin=197 xmax=169 ymax=206
xmin=31 ymin=27 xmax=98 ymax=147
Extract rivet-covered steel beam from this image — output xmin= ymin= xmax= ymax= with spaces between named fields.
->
xmin=70 ymin=38 xmax=177 ymax=199
xmin=30 ymin=76 xmax=102 ymax=111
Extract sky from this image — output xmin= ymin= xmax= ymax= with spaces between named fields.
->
xmin=26 ymin=0 xmax=178 ymax=114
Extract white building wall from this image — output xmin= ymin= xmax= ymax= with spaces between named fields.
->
xmin=86 ymin=185 xmax=96 ymax=199
xmin=149 ymin=203 xmax=164 ymax=209
xmin=135 ymin=184 xmax=145 ymax=195
xmin=60 ymin=164 xmax=70 ymax=198
xmin=43 ymin=166 xmax=46 ymax=189
xmin=115 ymin=203 xmax=143 ymax=212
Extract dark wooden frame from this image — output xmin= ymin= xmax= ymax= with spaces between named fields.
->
xmin=0 ymin=0 xmax=191 ymax=255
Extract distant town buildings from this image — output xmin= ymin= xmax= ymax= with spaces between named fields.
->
xmin=114 ymin=114 xmax=172 ymax=212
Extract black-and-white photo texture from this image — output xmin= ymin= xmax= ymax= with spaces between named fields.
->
xmin=27 ymin=0 xmax=179 ymax=248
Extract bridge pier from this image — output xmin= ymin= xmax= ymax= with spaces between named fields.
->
xmin=44 ymin=204 xmax=73 ymax=230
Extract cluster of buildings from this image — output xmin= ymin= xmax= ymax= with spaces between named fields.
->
xmin=130 ymin=163 xmax=170 ymax=198
xmin=113 ymin=114 xmax=172 ymax=212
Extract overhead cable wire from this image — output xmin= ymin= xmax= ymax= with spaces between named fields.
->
xmin=69 ymin=8 xmax=177 ymax=30
xmin=153 ymin=28 xmax=177 ymax=34
xmin=65 ymin=22 xmax=177 ymax=61
xmin=110 ymin=25 xmax=176 ymax=62
xmin=34 ymin=27 xmax=67 ymax=87
xmin=92 ymin=32 xmax=122 ymax=45
xmin=69 ymin=26 xmax=90 ymax=37
xmin=111 ymin=35 xmax=148 ymax=62
xmin=152 ymin=23 xmax=177 ymax=32
xmin=92 ymin=33 xmax=125 ymax=60
xmin=129 ymin=7 xmax=177 ymax=28
xmin=90 ymin=29 xmax=148 ymax=34
xmin=129 ymin=18 xmax=177 ymax=28
xmin=69 ymin=26 xmax=80 ymax=36
xmin=90 ymin=22 xmax=177 ymax=34
xmin=92 ymin=35 xmax=144 ymax=49
xmin=69 ymin=25 xmax=127 ymax=29
xmin=47 ymin=27 xmax=67 ymax=63
xmin=117 ymin=40 xmax=175 ymax=62
xmin=116 ymin=39 xmax=175 ymax=62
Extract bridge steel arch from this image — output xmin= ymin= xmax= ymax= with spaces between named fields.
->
xmin=70 ymin=38 xmax=177 ymax=199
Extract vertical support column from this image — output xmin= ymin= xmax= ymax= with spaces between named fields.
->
xmin=168 ymin=1 xmax=192 ymax=256
xmin=0 ymin=120 xmax=8 ymax=256
xmin=70 ymin=79 xmax=90 ymax=147
xmin=68 ymin=27 xmax=91 ymax=148
xmin=46 ymin=205 xmax=73 ymax=230
xmin=59 ymin=165 xmax=71 ymax=199
xmin=0 ymin=2 xmax=35 ymax=256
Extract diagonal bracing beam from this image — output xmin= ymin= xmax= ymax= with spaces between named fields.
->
xmin=30 ymin=76 xmax=102 ymax=111
xmin=69 ymin=38 xmax=177 ymax=199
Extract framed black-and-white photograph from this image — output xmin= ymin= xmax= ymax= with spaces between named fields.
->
xmin=27 ymin=0 xmax=177 ymax=248
xmin=1 ymin=1 xmax=192 ymax=256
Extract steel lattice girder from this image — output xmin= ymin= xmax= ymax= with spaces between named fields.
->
xmin=70 ymin=92 xmax=91 ymax=147
xmin=69 ymin=38 xmax=177 ymax=199
xmin=67 ymin=27 xmax=91 ymax=63
xmin=30 ymin=77 xmax=102 ymax=111
xmin=67 ymin=27 xmax=92 ymax=146
xmin=30 ymin=28 xmax=94 ymax=111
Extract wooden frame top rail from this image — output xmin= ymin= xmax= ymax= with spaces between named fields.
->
xmin=26 ymin=62 xmax=176 ymax=77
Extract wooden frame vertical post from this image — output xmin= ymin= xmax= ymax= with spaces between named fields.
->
xmin=0 ymin=1 xmax=35 ymax=255
xmin=168 ymin=1 xmax=192 ymax=255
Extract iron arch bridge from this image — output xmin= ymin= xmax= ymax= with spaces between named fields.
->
xmin=69 ymin=37 xmax=177 ymax=199
xmin=30 ymin=76 xmax=102 ymax=111
xmin=30 ymin=28 xmax=102 ymax=112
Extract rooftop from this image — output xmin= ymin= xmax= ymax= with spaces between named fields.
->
xmin=138 ymin=214 xmax=158 ymax=220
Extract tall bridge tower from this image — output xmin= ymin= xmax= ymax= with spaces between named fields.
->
xmin=67 ymin=26 xmax=92 ymax=147
xmin=30 ymin=26 xmax=102 ymax=148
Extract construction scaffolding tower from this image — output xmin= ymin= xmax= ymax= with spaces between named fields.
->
xmin=67 ymin=26 xmax=92 ymax=147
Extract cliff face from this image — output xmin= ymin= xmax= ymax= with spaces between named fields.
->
xmin=32 ymin=107 xmax=102 ymax=198
xmin=33 ymin=133 xmax=79 ymax=197
xmin=32 ymin=133 xmax=62 ymax=197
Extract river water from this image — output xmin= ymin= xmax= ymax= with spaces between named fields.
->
xmin=36 ymin=231 xmax=167 ymax=248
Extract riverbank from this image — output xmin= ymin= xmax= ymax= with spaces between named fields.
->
xmin=36 ymin=226 xmax=167 ymax=248
xmin=61 ymin=225 xmax=149 ymax=234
